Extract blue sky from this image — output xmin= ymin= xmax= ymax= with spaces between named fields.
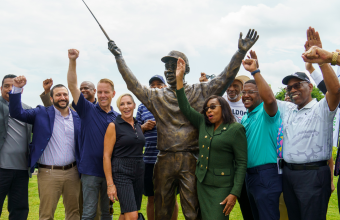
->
xmin=1 ymin=0 xmax=339 ymax=109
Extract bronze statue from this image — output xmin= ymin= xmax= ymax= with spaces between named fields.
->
xmin=108 ymin=29 xmax=259 ymax=220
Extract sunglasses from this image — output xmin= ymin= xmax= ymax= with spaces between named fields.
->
xmin=286 ymin=81 xmax=308 ymax=92
xmin=204 ymin=105 xmax=221 ymax=112
xmin=241 ymin=90 xmax=259 ymax=96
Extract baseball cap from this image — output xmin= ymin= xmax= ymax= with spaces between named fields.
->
xmin=149 ymin=75 xmax=166 ymax=85
xmin=282 ymin=72 xmax=311 ymax=85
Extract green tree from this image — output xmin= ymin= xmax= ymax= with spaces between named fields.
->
xmin=275 ymin=86 xmax=324 ymax=101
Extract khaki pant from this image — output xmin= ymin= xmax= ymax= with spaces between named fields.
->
xmin=279 ymin=193 xmax=289 ymax=220
xmin=37 ymin=166 xmax=80 ymax=220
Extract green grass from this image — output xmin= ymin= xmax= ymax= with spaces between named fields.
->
xmin=1 ymin=176 xmax=339 ymax=219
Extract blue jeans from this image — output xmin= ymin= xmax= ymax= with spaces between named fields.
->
xmin=81 ymin=174 xmax=112 ymax=220
xmin=246 ymin=164 xmax=282 ymax=220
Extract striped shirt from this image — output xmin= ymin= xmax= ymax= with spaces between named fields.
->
xmin=136 ymin=104 xmax=158 ymax=164
xmin=38 ymin=106 xmax=75 ymax=166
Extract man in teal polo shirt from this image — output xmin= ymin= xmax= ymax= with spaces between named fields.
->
xmin=241 ymin=52 xmax=282 ymax=220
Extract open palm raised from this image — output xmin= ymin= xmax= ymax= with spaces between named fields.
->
xmin=238 ymin=29 xmax=259 ymax=54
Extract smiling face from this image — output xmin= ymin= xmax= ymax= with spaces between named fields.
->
xmin=119 ymin=95 xmax=136 ymax=119
xmin=227 ymin=80 xmax=243 ymax=101
xmin=97 ymin=82 xmax=115 ymax=108
xmin=164 ymin=58 xmax=179 ymax=87
xmin=287 ymin=78 xmax=313 ymax=108
xmin=242 ymin=83 xmax=262 ymax=112
xmin=52 ymin=87 xmax=69 ymax=109
xmin=150 ymin=79 xmax=166 ymax=89
xmin=80 ymin=81 xmax=96 ymax=101
xmin=205 ymin=98 xmax=223 ymax=125
xmin=1 ymin=78 xmax=14 ymax=102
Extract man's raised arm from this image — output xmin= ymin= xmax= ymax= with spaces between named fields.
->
xmin=67 ymin=49 xmax=81 ymax=105
xmin=108 ymin=41 xmax=151 ymax=109
xmin=204 ymin=29 xmax=259 ymax=97
xmin=243 ymin=52 xmax=278 ymax=116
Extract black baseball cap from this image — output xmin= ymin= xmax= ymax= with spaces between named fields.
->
xmin=282 ymin=72 xmax=311 ymax=85
xmin=149 ymin=75 xmax=166 ymax=85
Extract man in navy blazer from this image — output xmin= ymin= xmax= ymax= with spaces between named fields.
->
xmin=9 ymin=75 xmax=82 ymax=220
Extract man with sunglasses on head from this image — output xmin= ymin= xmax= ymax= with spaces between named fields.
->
xmin=277 ymin=66 xmax=340 ymax=219
xmin=241 ymin=52 xmax=282 ymax=220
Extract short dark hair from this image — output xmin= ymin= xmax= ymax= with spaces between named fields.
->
xmin=200 ymin=95 xmax=235 ymax=126
xmin=244 ymin=79 xmax=257 ymax=86
xmin=50 ymin=84 xmax=68 ymax=97
xmin=2 ymin=74 xmax=17 ymax=86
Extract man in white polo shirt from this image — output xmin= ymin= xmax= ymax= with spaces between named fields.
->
xmin=277 ymin=68 xmax=340 ymax=220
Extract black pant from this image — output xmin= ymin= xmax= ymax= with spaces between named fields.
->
xmin=246 ymin=165 xmax=282 ymax=220
xmin=238 ymin=180 xmax=254 ymax=220
xmin=0 ymin=168 xmax=29 ymax=220
xmin=283 ymin=165 xmax=331 ymax=220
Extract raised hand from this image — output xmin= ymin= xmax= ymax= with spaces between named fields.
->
xmin=108 ymin=41 xmax=122 ymax=57
xmin=242 ymin=59 xmax=258 ymax=72
xmin=68 ymin=49 xmax=79 ymax=61
xmin=247 ymin=50 xmax=259 ymax=68
xmin=13 ymin=76 xmax=27 ymax=88
xmin=176 ymin=58 xmax=186 ymax=80
xmin=302 ymin=46 xmax=332 ymax=64
xmin=43 ymin=78 xmax=53 ymax=94
xmin=305 ymin=26 xmax=322 ymax=51
xmin=220 ymin=194 xmax=237 ymax=216
xmin=238 ymin=29 xmax=259 ymax=54
xmin=199 ymin=72 xmax=208 ymax=82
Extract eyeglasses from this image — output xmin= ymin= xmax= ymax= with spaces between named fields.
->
xmin=241 ymin=90 xmax=259 ymax=96
xmin=286 ymin=81 xmax=308 ymax=92
xmin=204 ymin=105 xmax=221 ymax=112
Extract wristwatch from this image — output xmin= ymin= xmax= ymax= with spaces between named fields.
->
xmin=331 ymin=52 xmax=339 ymax=66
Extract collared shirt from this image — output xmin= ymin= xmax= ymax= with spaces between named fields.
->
xmin=73 ymin=93 xmax=119 ymax=178
xmin=0 ymin=99 xmax=28 ymax=170
xmin=241 ymin=102 xmax=281 ymax=168
xmin=38 ymin=106 xmax=75 ymax=166
xmin=113 ymin=115 xmax=145 ymax=158
xmin=277 ymin=98 xmax=336 ymax=163
xmin=136 ymin=104 xmax=158 ymax=164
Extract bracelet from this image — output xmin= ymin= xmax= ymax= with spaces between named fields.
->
xmin=107 ymin=184 xmax=114 ymax=188
xmin=251 ymin=69 xmax=260 ymax=76
xmin=331 ymin=52 xmax=339 ymax=66
xmin=318 ymin=63 xmax=325 ymax=67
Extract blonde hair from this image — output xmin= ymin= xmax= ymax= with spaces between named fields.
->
xmin=98 ymin=78 xmax=114 ymax=91
xmin=116 ymin=93 xmax=135 ymax=109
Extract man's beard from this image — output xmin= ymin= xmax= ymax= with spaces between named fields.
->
xmin=227 ymin=93 xmax=239 ymax=101
xmin=53 ymin=99 xmax=69 ymax=109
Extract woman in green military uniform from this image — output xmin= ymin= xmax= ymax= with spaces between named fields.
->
xmin=175 ymin=57 xmax=248 ymax=219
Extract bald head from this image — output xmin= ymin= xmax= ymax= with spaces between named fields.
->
xmin=80 ymin=81 xmax=96 ymax=102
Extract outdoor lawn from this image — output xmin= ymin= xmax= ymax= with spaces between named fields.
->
xmin=1 ymin=176 xmax=339 ymax=219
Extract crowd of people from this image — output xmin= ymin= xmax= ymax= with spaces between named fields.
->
xmin=0 ymin=26 xmax=340 ymax=220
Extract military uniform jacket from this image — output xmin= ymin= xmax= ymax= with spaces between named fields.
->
xmin=176 ymin=88 xmax=247 ymax=197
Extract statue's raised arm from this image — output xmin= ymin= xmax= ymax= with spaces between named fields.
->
xmin=202 ymin=29 xmax=259 ymax=97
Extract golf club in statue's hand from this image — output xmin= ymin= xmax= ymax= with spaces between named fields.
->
xmin=108 ymin=41 xmax=122 ymax=57
xmin=238 ymin=29 xmax=259 ymax=54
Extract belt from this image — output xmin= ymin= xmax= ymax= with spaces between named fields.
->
xmin=38 ymin=161 xmax=76 ymax=170
xmin=284 ymin=160 xmax=327 ymax=170
xmin=247 ymin=163 xmax=277 ymax=174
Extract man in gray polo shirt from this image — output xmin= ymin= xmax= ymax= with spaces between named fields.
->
xmin=277 ymin=68 xmax=340 ymax=220
xmin=0 ymin=74 xmax=32 ymax=220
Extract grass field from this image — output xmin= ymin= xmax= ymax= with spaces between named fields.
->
xmin=1 ymin=176 xmax=339 ymax=219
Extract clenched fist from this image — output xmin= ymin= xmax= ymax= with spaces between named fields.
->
xmin=13 ymin=76 xmax=27 ymax=88
xmin=43 ymin=78 xmax=53 ymax=94
xmin=68 ymin=49 xmax=79 ymax=61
